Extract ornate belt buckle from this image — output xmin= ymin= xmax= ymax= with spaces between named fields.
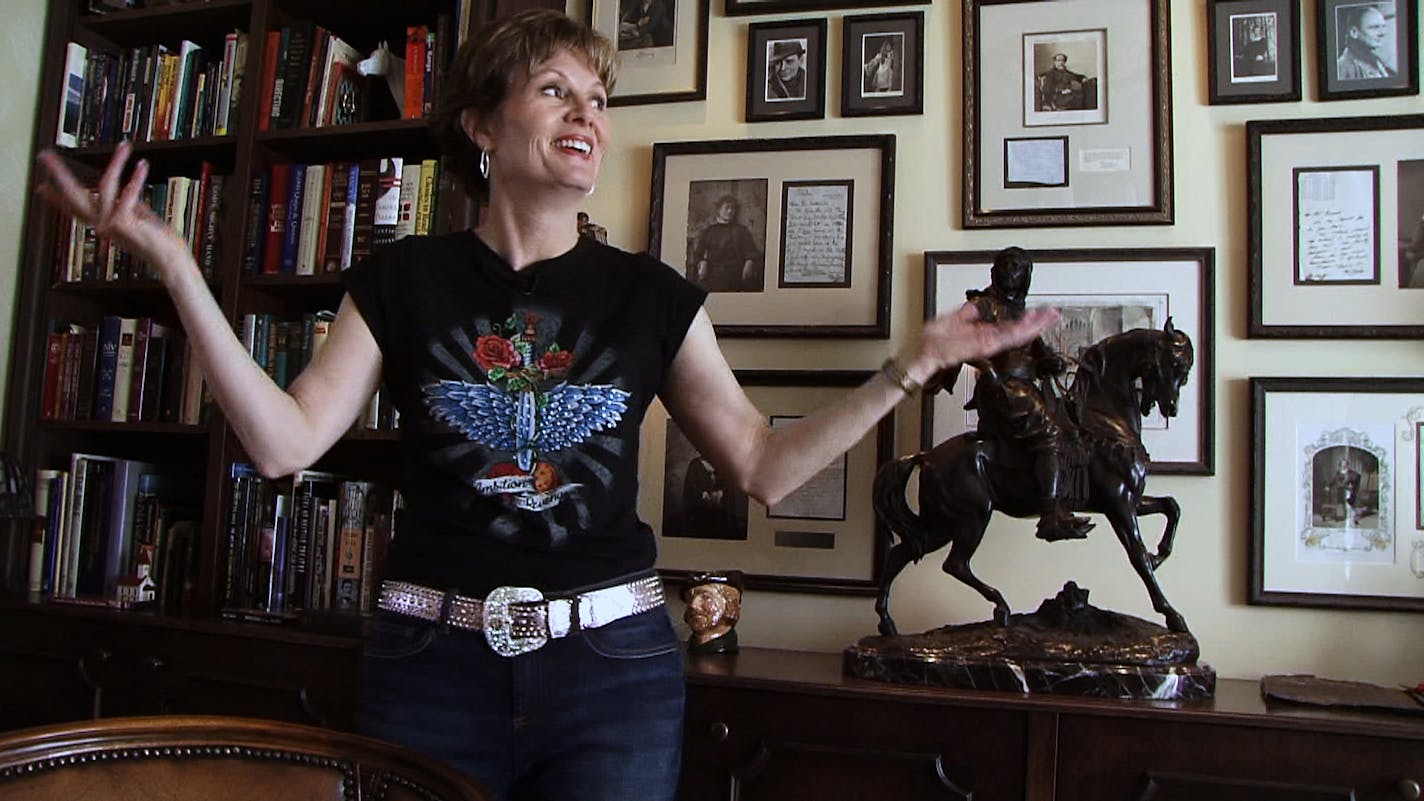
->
xmin=483 ymin=586 xmax=547 ymax=657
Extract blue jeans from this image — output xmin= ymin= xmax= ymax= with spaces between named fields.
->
xmin=356 ymin=603 xmax=685 ymax=801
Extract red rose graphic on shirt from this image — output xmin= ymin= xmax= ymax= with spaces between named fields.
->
xmin=474 ymin=335 xmax=519 ymax=371
xmin=539 ymin=349 xmax=573 ymax=374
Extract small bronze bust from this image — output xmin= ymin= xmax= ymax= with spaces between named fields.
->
xmin=681 ymin=571 xmax=743 ymax=653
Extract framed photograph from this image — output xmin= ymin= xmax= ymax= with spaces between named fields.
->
xmin=726 ymin=0 xmax=928 ymax=16
xmin=639 ymin=370 xmax=894 ymax=595
xmin=840 ymin=11 xmax=924 ymax=118
xmin=923 ymin=248 xmax=1215 ymax=475
xmin=1206 ymin=0 xmax=1302 ymax=104
xmin=1247 ymin=114 xmax=1424 ymax=338
xmin=1250 ymin=377 xmax=1424 ymax=612
xmin=747 ymin=19 xmax=827 ymax=122
xmin=1315 ymin=0 xmax=1419 ymax=101
xmin=589 ymin=0 xmax=709 ymax=105
xmin=962 ymin=0 xmax=1174 ymax=228
xmin=648 ymin=135 xmax=895 ymax=338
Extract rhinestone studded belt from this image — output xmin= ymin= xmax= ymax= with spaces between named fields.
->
xmin=376 ymin=575 xmax=665 ymax=657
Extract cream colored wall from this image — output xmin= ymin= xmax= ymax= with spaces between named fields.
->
xmin=588 ymin=2 xmax=1424 ymax=686
xmin=0 ymin=0 xmax=47 ymax=421
xmin=1 ymin=2 xmax=1418 ymax=686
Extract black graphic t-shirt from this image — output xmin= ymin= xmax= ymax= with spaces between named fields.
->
xmin=342 ymin=230 xmax=706 ymax=595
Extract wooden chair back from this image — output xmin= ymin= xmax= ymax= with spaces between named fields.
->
xmin=0 ymin=714 xmax=490 ymax=801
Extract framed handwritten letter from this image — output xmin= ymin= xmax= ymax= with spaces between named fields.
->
xmin=648 ymin=135 xmax=895 ymax=338
xmin=1248 ymin=114 xmax=1424 ymax=337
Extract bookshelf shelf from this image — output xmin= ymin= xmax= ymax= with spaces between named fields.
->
xmin=80 ymin=0 xmax=255 ymax=42
xmin=255 ymin=120 xmax=440 ymax=164
xmin=38 ymin=419 xmax=210 ymax=436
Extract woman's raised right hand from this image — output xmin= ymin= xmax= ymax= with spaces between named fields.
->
xmin=35 ymin=140 xmax=189 ymax=272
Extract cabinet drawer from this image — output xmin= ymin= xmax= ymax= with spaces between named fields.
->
xmin=1055 ymin=714 xmax=1424 ymax=801
xmin=682 ymin=686 xmax=1032 ymax=801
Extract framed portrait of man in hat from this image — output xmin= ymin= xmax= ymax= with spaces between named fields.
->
xmin=746 ymin=19 xmax=827 ymax=122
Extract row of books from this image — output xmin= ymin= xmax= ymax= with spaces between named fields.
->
xmin=240 ymin=310 xmax=333 ymax=391
xmin=236 ymin=310 xmax=399 ymax=431
xmin=222 ymin=465 xmax=400 ymax=617
xmin=41 ymin=316 xmax=209 ymax=426
xmin=402 ymin=20 xmax=455 ymax=120
xmin=257 ymin=23 xmax=368 ymax=131
xmin=52 ymin=163 xmax=226 ymax=283
xmin=56 ymin=33 xmax=249 ymax=149
xmin=30 ymin=457 xmax=200 ymax=613
xmin=243 ymin=156 xmax=439 ymax=276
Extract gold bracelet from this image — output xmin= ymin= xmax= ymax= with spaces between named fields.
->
xmin=880 ymin=357 xmax=921 ymax=396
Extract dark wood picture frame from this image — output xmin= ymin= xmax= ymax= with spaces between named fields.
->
xmin=726 ymin=0 xmax=928 ymax=16
xmin=646 ymin=370 xmax=894 ymax=596
xmin=1315 ymin=0 xmax=1419 ymax=101
xmin=962 ymin=0 xmax=1175 ymax=228
xmin=923 ymin=247 xmax=1215 ymax=475
xmin=840 ymin=11 xmax=924 ymax=118
xmin=1250 ymin=376 xmax=1424 ymax=613
xmin=1247 ymin=114 xmax=1424 ymax=338
xmin=1206 ymin=0 xmax=1302 ymax=104
xmin=589 ymin=0 xmax=711 ymax=106
xmin=746 ymin=18 xmax=827 ymax=123
xmin=648 ymin=135 xmax=896 ymax=338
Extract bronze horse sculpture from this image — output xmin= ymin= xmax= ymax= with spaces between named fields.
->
xmin=873 ymin=320 xmax=1194 ymax=635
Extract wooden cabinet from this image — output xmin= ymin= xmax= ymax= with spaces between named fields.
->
xmin=0 ymin=601 xmax=361 ymax=732
xmin=680 ymin=648 xmax=1424 ymax=801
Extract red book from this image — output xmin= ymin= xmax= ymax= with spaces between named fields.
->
xmin=312 ymin=164 xmax=334 ymax=269
xmin=256 ymin=30 xmax=280 ymax=132
xmin=189 ymin=161 xmax=214 ymax=261
xmin=41 ymin=331 xmax=64 ymax=420
xmin=300 ymin=27 xmax=328 ymax=128
xmin=261 ymin=163 xmax=291 ymax=275
xmin=403 ymin=26 xmax=427 ymax=119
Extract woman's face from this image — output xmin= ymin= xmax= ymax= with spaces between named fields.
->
xmin=716 ymin=200 xmax=737 ymax=223
xmin=469 ymin=49 xmax=611 ymax=199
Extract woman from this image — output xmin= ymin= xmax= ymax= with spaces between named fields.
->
xmin=34 ymin=10 xmax=1056 ymax=800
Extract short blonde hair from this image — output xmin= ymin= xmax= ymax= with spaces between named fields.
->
xmin=433 ymin=9 xmax=619 ymax=200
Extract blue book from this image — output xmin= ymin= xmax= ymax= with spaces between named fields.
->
xmin=279 ymin=162 xmax=307 ymax=273
xmin=91 ymin=315 xmax=123 ymax=422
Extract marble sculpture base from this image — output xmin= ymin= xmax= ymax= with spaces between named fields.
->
xmin=844 ymin=584 xmax=1216 ymax=700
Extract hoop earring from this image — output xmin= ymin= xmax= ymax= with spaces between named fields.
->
xmin=586 ymin=184 xmax=597 ymax=197
xmin=479 ymin=150 xmax=490 ymax=179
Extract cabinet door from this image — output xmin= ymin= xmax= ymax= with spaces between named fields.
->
xmin=153 ymin=627 xmax=361 ymax=729
xmin=0 ymin=644 xmax=92 ymax=729
xmin=1055 ymin=714 xmax=1424 ymax=801
xmin=681 ymin=686 xmax=1032 ymax=801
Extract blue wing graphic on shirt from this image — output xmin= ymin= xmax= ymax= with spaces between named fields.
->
xmin=423 ymin=379 xmax=631 ymax=471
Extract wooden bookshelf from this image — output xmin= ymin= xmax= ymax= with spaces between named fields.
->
xmin=1 ymin=0 xmax=559 ymax=731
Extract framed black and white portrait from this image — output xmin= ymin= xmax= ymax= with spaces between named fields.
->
xmin=1316 ymin=0 xmax=1418 ymax=100
xmin=1023 ymin=29 xmax=1107 ymax=127
xmin=746 ymin=19 xmax=827 ymax=122
xmin=684 ymin=179 xmax=769 ymax=294
xmin=840 ymin=11 xmax=924 ymax=117
xmin=1207 ymin=0 xmax=1302 ymax=104
xmin=588 ymin=0 xmax=709 ymax=105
